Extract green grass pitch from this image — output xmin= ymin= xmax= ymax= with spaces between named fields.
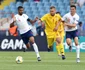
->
xmin=0 ymin=52 xmax=85 ymax=70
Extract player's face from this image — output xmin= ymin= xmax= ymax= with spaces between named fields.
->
xmin=50 ymin=8 xmax=56 ymax=16
xmin=18 ymin=8 xmax=24 ymax=15
xmin=70 ymin=7 xmax=76 ymax=15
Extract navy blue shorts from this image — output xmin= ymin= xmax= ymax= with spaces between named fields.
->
xmin=20 ymin=30 xmax=33 ymax=44
xmin=66 ymin=30 xmax=78 ymax=39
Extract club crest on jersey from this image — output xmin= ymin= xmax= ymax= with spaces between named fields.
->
xmin=73 ymin=18 xmax=75 ymax=21
xmin=23 ymin=15 xmax=25 ymax=18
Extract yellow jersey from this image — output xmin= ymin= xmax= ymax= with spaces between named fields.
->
xmin=41 ymin=13 xmax=60 ymax=38
xmin=55 ymin=14 xmax=65 ymax=36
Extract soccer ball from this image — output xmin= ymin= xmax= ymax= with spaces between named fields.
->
xmin=16 ymin=56 xmax=23 ymax=64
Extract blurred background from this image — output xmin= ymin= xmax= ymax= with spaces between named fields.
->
xmin=0 ymin=0 xmax=85 ymax=51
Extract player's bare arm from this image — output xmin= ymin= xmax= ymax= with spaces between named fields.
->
xmin=10 ymin=17 xmax=16 ymax=27
xmin=65 ymin=23 xmax=76 ymax=27
xmin=53 ymin=20 xmax=62 ymax=31
xmin=27 ymin=17 xmax=38 ymax=24
xmin=38 ymin=19 xmax=45 ymax=28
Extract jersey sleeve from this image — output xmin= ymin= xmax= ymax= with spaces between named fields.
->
xmin=24 ymin=14 xmax=29 ymax=20
xmin=41 ymin=14 xmax=47 ymax=21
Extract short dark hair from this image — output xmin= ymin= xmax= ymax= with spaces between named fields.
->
xmin=50 ymin=6 xmax=56 ymax=9
xmin=18 ymin=6 xmax=23 ymax=10
xmin=56 ymin=12 xmax=60 ymax=14
xmin=70 ymin=5 xmax=76 ymax=9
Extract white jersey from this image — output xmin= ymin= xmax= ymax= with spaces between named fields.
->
xmin=14 ymin=14 xmax=31 ymax=34
xmin=62 ymin=12 xmax=79 ymax=32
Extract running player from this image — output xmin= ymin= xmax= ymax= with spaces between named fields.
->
xmin=38 ymin=6 xmax=65 ymax=60
xmin=10 ymin=6 xmax=41 ymax=61
xmin=55 ymin=12 xmax=65 ymax=56
xmin=62 ymin=5 xmax=80 ymax=63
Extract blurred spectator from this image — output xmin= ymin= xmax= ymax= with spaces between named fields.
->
xmin=82 ymin=23 xmax=85 ymax=36
xmin=34 ymin=0 xmax=40 ymax=2
xmin=83 ymin=23 xmax=85 ymax=30
xmin=77 ymin=0 xmax=85 ymax=7
xmin=9 ymin=26 xmax=18 ymax=36
xmin=37 ymin=25 xmax=44 ymax=36
xmin=78 ymin=22 xmax=84 ymax=36
xmin=0 ymin=30 xmax=6 ymax=36
xmin=16 ymin=0 xmax=27 ymax=2
xmin=70 ymin=0 xmax=75 ymax=5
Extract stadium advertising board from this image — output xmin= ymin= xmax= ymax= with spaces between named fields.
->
xmin=53 ymin=36 xmax=85 ymax=52
xmin=0 ymin=36 xmax=48 ymax=51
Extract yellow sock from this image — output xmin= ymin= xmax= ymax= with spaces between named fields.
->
xmin=59 ymin=43 xmax=65 ymax=55
xmin=56 ymin=45 xmax=61 ymax=55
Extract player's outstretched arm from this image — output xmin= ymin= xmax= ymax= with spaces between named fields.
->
xmin=27 ymin=17 xmax=38 ymax=24
xmin=53 ymin=20 xmax=62 ymax=31
xmin=10 ymin=17 xmax=16 ymax=27
xmin=37 ymin=19 xmax=45 ymax=28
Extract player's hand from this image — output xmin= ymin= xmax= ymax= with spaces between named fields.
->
xmin=53 ymin=27 xmax=58 ymax=31
xmin=35 ymin=17 xmax=39 ymax=21
xmin=64 ymin=23 xmax=68 ymax=26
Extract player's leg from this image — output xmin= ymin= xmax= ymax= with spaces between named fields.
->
xmin=26 ymin=43 xmax=30 ymax=48
xmin=22 ymin=43 xmax=30 ymax=52
xmin=60 ymin=32 xmax=65 ymax=56
xmin=29 ymin=36 xmax=41 ymax=61
xmin=66 ymin=32 xmax=72 ymax=52
xmin=56 ymin=41 xmax=61 ymax=56
xmin=47 ymin=38 xmax=54 ymax=52
xmin=56 ymin=37 xmax=65 ymax=60
xmin=66 ymin=38 xmax=72 ymax=52
xmin=56 ymin=32 xmax=61 ymax=56
xmin=61 ymin=35 xmax=65 ymax=55
xmin=73 ymin=30 xmax=80 ymax=63
xmin=21 ymin=36 xmax=30 ymax=52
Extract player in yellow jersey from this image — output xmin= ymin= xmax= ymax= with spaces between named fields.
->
xmin=38 ymin=6 xmax=65 ymax=60
xmin=55 ymin=12 xmax=65 ymax=57
xmin=53 ymin=12 xmax=65 ymax=59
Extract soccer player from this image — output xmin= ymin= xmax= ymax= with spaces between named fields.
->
xmin=38 ymin=6 xmax=65 ymax=60
xmin=55 ymin=12 xmax=65 ymax=57
xmin=62 ymin=5 xmax=80 ymax=63
xmin=10 ymin=6 xmax=41 ymax=61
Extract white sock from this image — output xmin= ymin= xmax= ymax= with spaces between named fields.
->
xmin=76 ymin=45 xmax=80 ymax=58
xmin=32 ymin=43 xmax=40 ymax=58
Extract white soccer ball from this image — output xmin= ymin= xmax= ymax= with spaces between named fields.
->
xmin=16 ymin=56 xmax=23 ymax=64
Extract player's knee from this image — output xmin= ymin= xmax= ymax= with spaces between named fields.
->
xmin=30 ymin=37 xmax=35 ymax=44
xmin=66 ymin=39 xmax=71 ymax=46
xmin=75 ymin=42 xmax=79 ymax=46
xmin=30 ymin=40 xmax=35 ymax=44
xmin=26 ymin=44 xmax=30 ymax=48
xmin=30 ymin=39 xmax=35 ymax=44
xmin=66 ymin=41 xmax=71 ymax=46
xmin=56 ymin=38 xmax=61 ymax=44
xmin=67 ymin=42 xmax=71 ymax=46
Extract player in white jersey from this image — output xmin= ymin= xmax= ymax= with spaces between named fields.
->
xmin=10 ymin=6 xmax=41 ymax=61
xmin=62 ymin=5 xmax=80 ymax=63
